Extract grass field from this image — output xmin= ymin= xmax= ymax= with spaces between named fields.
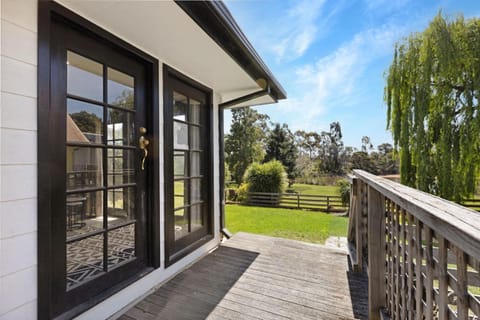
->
xmin=225 ymin=204 xmax=348 ymax=244
xmin=290 ymin=183 xmax=340 ymax=196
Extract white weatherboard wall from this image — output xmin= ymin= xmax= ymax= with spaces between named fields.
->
xmin=0 ymin=0 xmax=39 ymax=319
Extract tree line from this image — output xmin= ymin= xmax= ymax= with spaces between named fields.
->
xmin=224 ymin=107 xmax=398 ymax=186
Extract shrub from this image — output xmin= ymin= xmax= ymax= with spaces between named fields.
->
xmin=337 ymin=179 xmax=351 ymax=206
xmin=236 ymin=183 xmax=249 ymax=203
xmin=243 ymin=160 xmax=287 ymax=194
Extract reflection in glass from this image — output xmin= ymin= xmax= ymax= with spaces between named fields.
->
xmin=173 ymin=91 xmax=187 ymax=121
xmin=174 ymin=180 xmax=186 ymax=209
xmin=174 ymin=208 xmax=188 ymax=240
xmin=191 ymin=152 xmax=201 ymax=176
xmin=190 ymin=126 xmax=201 ymax=149
xmin=67 ymin=99 xmax=103 ymax=144
xmin=107 ymin=108 xmax=134 ymax=146
xmin=66 ymin=234 xmax=104 ymax=290
xmin=108 ymin=68 xmax=134 ymax=109
xmin=191 ymin=204 xmax=203 ymax=231
xmin=191 ymin=178 xmax=202 ymax=203
xmin=174 ymin=122 xmax=188 ymax=150
xmin=107 ymin=149 xmax=135 ymax=186
xmin=66 ymin=147 xmax=103 ymax=190
xmin=190 ymin=99 xmax=201 ymax=124
xmin=107 ymin=187 xmax=135 ymax=226
xmin=174 ymin=152 xmax=186 ymax=177
xmin=66 ymin=191 xmax=104 ymax=240
xmin=67 ymin=51 xmax=103 ymax=101
xmin=108 ymin=224 xmax=135 ymax=270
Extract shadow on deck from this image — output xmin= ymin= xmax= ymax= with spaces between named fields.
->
xmin=119 ymin=232 xmax=368 ymax=320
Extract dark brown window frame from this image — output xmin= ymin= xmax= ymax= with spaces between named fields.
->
xmin=163 ymin=65 xmax=214 ymax=267
xmin=38 ymin=2 xmax=160 ymax=319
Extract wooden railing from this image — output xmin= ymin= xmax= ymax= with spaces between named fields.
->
xmin=348 ymin=170 xmax=480 ymax=320
xmin=246 ymin=192 xmax=347 ymax=213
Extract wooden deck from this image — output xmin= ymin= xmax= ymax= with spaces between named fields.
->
xmin=119 ymin=232 xmax=368 ymax=320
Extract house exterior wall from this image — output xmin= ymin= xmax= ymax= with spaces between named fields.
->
xmin=0 ymin=0 xmax=39 ymax=319
xmin=0 ymin=1 xmax=222 ymax=319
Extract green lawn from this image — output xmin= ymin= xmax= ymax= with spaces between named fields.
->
xmin=290 ymin=183 xmax=339 ymax=196
xmin=225 ymin=204 xmax=348 ymax=244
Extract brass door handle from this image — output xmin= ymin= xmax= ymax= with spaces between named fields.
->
xmin=139 ymin=127 xmax=149 ymax=170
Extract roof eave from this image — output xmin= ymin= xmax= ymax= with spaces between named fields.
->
xmin=175 ymin=1 xmax=287 ymax=103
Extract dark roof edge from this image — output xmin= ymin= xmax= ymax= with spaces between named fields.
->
xmin=175 ymin=0 xmax=287 ymax=101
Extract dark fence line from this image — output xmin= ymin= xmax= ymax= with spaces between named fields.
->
xmin=244 ymin=191 xmax=348 ymax=213
xmin=459 ymin=198 xmax=480 ymax=211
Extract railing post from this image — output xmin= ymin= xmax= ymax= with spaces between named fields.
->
xmin=347 ymin=178 xmax=357 ymax=242
xmin=297 ymin=193 xmax=300 ymax=209
xmin=368 ymin=186 xmax=386 ymax=320
xmin=355 ymin=180 xmax=363 ymax=271
xmin=326 ymin=196 xmax=330 ymax=213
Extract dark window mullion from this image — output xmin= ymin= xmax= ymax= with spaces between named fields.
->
xmin=66 ymin=93 xmax=104 ymax=107
xmin=106 ymin=103 xmax=136 ymax=114
xmin=186 ymin=97 xmax=192 ymax=233
xmin=102 ymin=63 xmax=109 ymax=272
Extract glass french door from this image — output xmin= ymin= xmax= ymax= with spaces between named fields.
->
xmin=49 ymin=19 xmax=151 ymax=316
xmin=164 ymin=68 xmax=212 ymax=265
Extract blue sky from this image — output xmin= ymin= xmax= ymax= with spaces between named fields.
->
xmin=224 ymin=0 xmax=480 ymax=149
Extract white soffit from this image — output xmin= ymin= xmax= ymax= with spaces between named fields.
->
xmin=56 ymin=0 xmax=263 ymax=102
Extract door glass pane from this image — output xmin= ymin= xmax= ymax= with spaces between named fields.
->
xmin=66 ymin=191 xmax=104 ymax=240
xmin=66 ymin=147 xmax=103 ymax=190
xmin=67 ymin=99 xmax=103 ymax=144
xmin=108 ymin=187 xmax=135 ymax=227
xmin=173 ymin=91 xmax=187 ymax=121
xmin=191 ymin=152 xmax=202 ymax=176
xmin=191 ymin=178 xmax=202 ymax=203
xmin=108 ymin=68 xmax=134 ymax=109
xmin=107 ymin=149 xmax=135 ymax=186
xmin=66 ymin=234 xmax=104 ymax=290
xmin=190 ymin=99 xmax=201 ymax=124
xmin=190 ymin=126 xmax=201 ymax=149
xmin=174 ymin=180 xmax=186 ymax=209
xmin=67 ymin=51 xmax=103 ymax=101
xmin=174 ymin=122 xmax=188 ymax=150
xmin=191 ymin=204 xmax=203 ymax=231
xmin=107 ymin=108 xmax=134 ymax=146
xmin=108 ymin=224 xmax=135 ymax=270
xmin=174 ymin=208 xmax=188 ymax=240
xmin=174 ymin=151 xmax=186 ymax=177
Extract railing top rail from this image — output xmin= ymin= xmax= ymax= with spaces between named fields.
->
xmin=353 ymin=169 xmax=480 ymax=260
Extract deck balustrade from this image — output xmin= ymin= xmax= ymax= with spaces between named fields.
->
xmin=348 ymin=170 xmax=480 ymax=320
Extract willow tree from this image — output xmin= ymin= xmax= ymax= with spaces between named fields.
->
xmin=385 ymin=13 xmax=480 ymax=201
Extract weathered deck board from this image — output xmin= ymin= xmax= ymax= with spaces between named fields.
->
xmin=119 ymin=232 xmax=368 ymax=320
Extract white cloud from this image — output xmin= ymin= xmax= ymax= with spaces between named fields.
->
xmin=268 ymin=0 xmax=328 ymax=61
xmin=270 ymin=22 xmax=406 ymax=133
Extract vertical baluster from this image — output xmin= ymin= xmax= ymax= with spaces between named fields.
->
xmin=415 ymin=218 xmax=424 ymax=320
xmin=389 ymin=201 xmax=395 ymax=317
xmin=407 ymin=212 xmax=414 ymax=319
xmin=455 ymin=247 xmax=469 ymax=319
xmin=363 ymin=183 xmax=368 ymax=261
xmin=425 ymin=226 xmax=434 ymax=319
xmin=367 ymin=186 xmax=386 ymax=320
xmin=400 ymin=209 xmax=407 ymax=320
xmin=437 ymin=236 xmax=448 ymax=320
xmin=394 ymin=205 xmax=400 ymax=319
